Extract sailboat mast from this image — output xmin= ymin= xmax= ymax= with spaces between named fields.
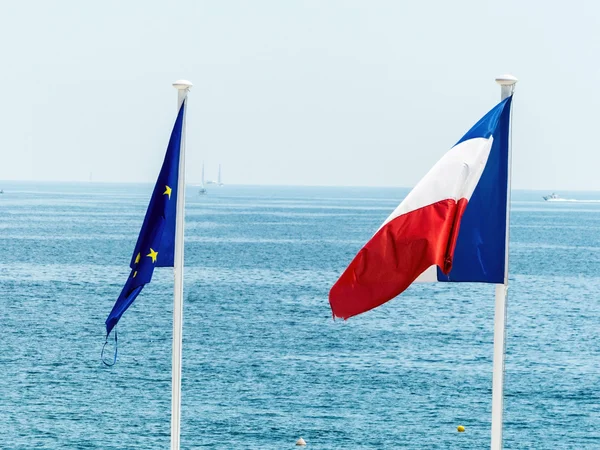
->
xmin=171 ymin=79 xmax=192 ymax=450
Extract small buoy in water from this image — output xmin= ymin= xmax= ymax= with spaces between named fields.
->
xmin=457 ymin=425 xmax=465 ymax=432
xmin=296 ymin=437 xmax=307 ymax=446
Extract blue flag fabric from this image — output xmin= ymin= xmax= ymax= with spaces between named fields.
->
xmin=105 ymin=101 xmax=185 ymax=336
xmin=437 ymin=96 xmax=512 ymax=283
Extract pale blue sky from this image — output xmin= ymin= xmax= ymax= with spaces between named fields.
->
xmin=1 ymin=0 xmax=599 ymax=189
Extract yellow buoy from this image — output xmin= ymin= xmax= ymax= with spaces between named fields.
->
xmin=457 ymin=425 xmax=465 ymax=432
xmin=296 ymin=437 xmax=307 ymax=446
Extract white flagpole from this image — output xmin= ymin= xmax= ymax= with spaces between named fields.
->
xmin=171 ymin=79 xmax=192 ymax=450
xmin=491 ymin=74 xmax=517 ymax=450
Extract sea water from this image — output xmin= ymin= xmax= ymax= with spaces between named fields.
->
xmin=0 ymin=182 xmax=598 ymax=449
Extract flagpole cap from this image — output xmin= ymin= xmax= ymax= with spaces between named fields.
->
xmin=495 ymin=74 xmax=518 ymax=86
xmin=172 ymin=80 xmax=193 ymax=91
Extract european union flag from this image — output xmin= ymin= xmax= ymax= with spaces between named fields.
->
xmin=105 ymin=101 xmax=185 ymax=337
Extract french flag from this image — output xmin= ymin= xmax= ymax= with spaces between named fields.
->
xmin=330 ymin=96 xmax=513 ymax=319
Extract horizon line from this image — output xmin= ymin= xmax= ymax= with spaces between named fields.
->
xmin=0 ymin=179 xmax=595 ymax=192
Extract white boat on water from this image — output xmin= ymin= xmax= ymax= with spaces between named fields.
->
xmin=543 ymin=192 xmax=560 ymax=201
xmin=542 ymin=193 xmax=600 ymax=203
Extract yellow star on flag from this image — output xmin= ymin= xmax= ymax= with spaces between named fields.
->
xmin=147 ymin=248 xmax=158 ymax=263
xmin=164 ymin=185 xmax=172 ymax=199
xmin=133 ymin=271 xmax=137 ymax=278
xmin=135 ymin=252 xmax=141 ymax=264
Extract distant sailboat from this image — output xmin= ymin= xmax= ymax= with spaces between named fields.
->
xmin=205 ymin=163 xmax=224 ymax=186
xmin=199 ymin=162 xmax=206 ymax=195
